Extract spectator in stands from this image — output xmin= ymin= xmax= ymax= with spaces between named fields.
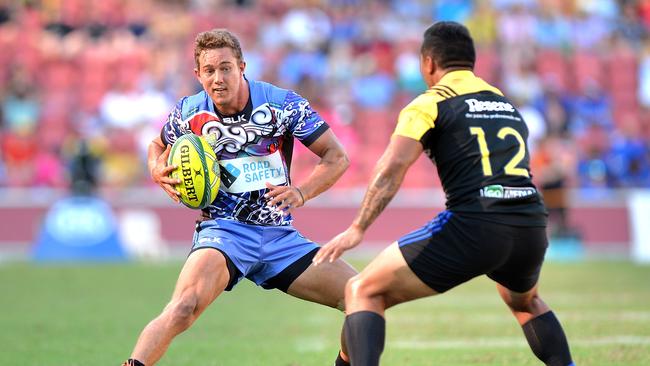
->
xmin=569 ymin=79 xmax=614 ymax=137
xmin=638 ymin=37 xmax=650 ymax=108
xmin=534 ymin=77 xmax=571 ymax=137
xmin=433 ymin=0 xmax=473 ymax=23
xmin=531 ymin=136 xmax=576 ymax=237
xmin=33 ymin=146 xmax=66 ymax=188
xmin=618 ymin=1 xmax=646 ymax=47
xmin=608 ymin=116 xmax=650 ymax=187
xmin=497 ymin=3 xmax=537 ymax=71
xmin=1 ymin=66 xmax=39 ymax=134
xmin=0 ymin=66 xmax=39 ymax=186
xmin=351 ymin=53 xmax=397 ymax=109
xmin=464 ymin=0 xmax=497 ymax=47
xmin=570 ymin=7 xmax=613 ymax=50
xmin=0 ymin=148 xmax=6 ymax=186
xmin=516 ymin=96 xmax=546 ymax=155
xmin=67 ymin=139 xmax=101 ymax=195
xmin=577 ymin=125 xmax=615 ymax=188
xmin=639 ymin=0 xmax=650 ymax=30
xmin=504 ymin=60 xmax=543 ymax=104
xmin=534 ymin=5 xmax=571 ymax=50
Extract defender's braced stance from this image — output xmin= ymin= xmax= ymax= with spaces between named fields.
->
xmin=315 ymin=21 xmax=574 ymax=366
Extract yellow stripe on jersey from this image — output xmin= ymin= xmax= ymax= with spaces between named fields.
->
xmin=393 ymin=70 xmax=503 ymax=143
xmin=436 ymin=70 xmax=503 ymax=97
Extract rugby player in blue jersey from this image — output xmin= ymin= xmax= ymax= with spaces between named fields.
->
xmin=122 ymin=29 xmax=356 ymax=366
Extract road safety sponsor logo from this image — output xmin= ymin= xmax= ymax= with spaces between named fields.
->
xmin=218 ymin=151 xmax=287 ymax=193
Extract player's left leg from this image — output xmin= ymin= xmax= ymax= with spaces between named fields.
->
xmin=343 ymin=242 xmax=438 ymax=366
xmin=285 ymin=257 xmax=357 ymax=309
xmin=254 ymin=225 xmax=358 ymax=365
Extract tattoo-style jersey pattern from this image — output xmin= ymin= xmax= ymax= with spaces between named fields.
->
xmin=161 ymin=79 xmax=328 ymax=226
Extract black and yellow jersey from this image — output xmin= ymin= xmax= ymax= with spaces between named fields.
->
xmin=394 ymin=70 xmax=546 ymax=226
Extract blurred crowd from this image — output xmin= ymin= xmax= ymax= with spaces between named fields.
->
xmin=1 ymin=0 xmax=650 ymax=193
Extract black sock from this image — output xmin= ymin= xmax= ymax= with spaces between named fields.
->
xmin=344 ymin=311 xmax=385 ymax=366
xmin=124 ymin=359 xmax=145 ymax=366
xmin=335 ymin=351 xmax=350 ymax=366
xmin=522 ymin=311 xmax=574 ymax=366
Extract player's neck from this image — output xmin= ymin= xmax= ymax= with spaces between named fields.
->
xmin=214 ymin=78 xmax=250 ymax=116
xmin=432 ymin=67 xmax=472 ymax=86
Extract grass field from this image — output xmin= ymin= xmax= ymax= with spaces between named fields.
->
xmin=1 ymin=259 xmax=649 ymax=365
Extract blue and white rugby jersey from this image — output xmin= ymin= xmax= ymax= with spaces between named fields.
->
xmin=160 ymin=79 xmax=329 ymax=226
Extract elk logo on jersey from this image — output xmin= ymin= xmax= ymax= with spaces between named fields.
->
xmin=183 ymin=105 xmax=279 ymax=155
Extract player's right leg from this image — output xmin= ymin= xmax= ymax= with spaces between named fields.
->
xmin=344 ymin=242 xmax=437 ymax=366
xmin=125 ymin=248 xmax=231 ymax=365
xmin=490 ymin=224 xmax=574 ymax=366
xmin=497 ymin=284 xmax=574 ymax=366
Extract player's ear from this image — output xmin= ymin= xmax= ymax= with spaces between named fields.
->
xmin=194 ymin=67 xmax=200 ymax=80
xmin=420 ymin=54 xmax=434 ymax=77
xmin=425 ymin=55 xmax=436 ymax=76
xmin=239 ymin=61 xmax=246 ymax=74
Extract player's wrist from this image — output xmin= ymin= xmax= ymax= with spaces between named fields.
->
xmin=350 ymin=222 xmax=366 ymax=233
xmin=294 ymin=186 xmax=306 ymax=205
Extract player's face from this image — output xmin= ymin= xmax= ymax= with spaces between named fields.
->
xmin=195 ymin=47 xmax=246 ymax=112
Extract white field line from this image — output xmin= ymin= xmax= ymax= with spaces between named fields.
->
xmin=294 ymin=336 xmax=650 ymax=353
xmin=389 ymin=311 xmax=650 ymax=324
xmin=392 ymin=336 xmax=650 ymax=350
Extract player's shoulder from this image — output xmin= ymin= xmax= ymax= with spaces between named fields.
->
xmin=406 ymin=90 xmax=447 ymax=109
xmin=175 ymin=90 xmax=212 ymax=119
xmin=395 ymin=91 xmax=443 ymax=135
xmin=248 ymin=78 xmax=291 ymax=107
xmin=400 ymin=90 xmax=444 ymax=120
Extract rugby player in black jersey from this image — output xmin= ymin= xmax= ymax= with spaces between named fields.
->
xmin=314 ymin=21 xmax=575 ymax=366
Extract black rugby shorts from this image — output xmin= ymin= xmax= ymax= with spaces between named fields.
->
xmin=398 ymin=211 xmax=548 ymax=293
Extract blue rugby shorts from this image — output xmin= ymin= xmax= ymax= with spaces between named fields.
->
xmin=191 ymin=219 xmax=319 ymax=292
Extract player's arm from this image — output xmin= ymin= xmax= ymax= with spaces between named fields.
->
xmin=352 ymin=135 xmax=422 ymax=230
xmin=296 ymin=129 xmax=349 ymax=200
xmin=313 ymin=135 xmax=422 ymax=264
xmin=266 ymin=129 xmax=349 ymax=214
xmin=148 ymin=136 xmax=181 ymax=203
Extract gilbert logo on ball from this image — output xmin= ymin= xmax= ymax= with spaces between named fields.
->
xmin=168 ymin=134 xmax=220 ymax=209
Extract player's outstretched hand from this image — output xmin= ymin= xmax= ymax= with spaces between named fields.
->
xmin=265 ymin=182 xmax=305 ymax=216
xmin=151 ymin=144 xmax=181 ymax=203
xmin=313 ymin=225 xmax=364 ymax=265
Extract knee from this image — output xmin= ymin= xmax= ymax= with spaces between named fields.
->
xmin=166 ymin=294 xmax=200 ymax=329
xmin=506 ymin=293 xmax=542 ymax=314
xmin=345 ymin=274 xmax=374 ymax=301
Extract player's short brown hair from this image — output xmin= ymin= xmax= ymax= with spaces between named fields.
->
xmin=194 ymin=29 xmax=244 ymax=68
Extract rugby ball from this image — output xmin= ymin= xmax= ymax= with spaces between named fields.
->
xmin=168 ymin=134 xmax=220 ymax=209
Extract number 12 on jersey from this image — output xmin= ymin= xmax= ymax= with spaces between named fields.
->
xmin=469 ymin=126 xmax=529 ymax=178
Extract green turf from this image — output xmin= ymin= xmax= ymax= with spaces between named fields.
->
xmin=1 ymin=260 xmax=649 ymax=365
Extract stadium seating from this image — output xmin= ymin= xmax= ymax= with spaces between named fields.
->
xmin=0 ymin=1 xmax=648 ymax=189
